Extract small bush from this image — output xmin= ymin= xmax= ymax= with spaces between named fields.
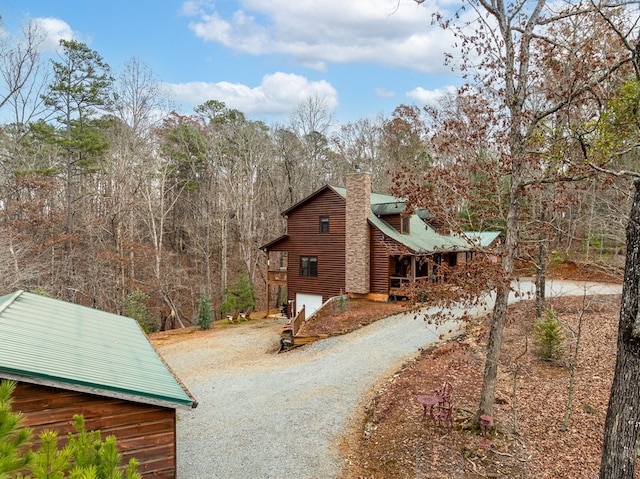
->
xmin=196 ymin=289 xmax=213 ymax=330
xmin=30 ymin=287 xmax=52 ymax=297
xmin=0 ymin=380 xmax=141 ymax=478
xmin=534 ymin=309 xmax=565 ymax=361
xmin=220 ymin=274 xmax=256 ymax=318
xmin=124 ymin=289 xmax=157 ymax=333
xmin=0 ymin=380 xmax=34 ymax=476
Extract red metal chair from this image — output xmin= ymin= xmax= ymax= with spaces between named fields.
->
xmin=417 ymin=381 xmax=454 ymax=428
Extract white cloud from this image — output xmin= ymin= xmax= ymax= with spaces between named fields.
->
xmin=375 ymin=88 xmax=396 ymax=98
xmin=406 ymin=85 xmax=458 ymax=105
xmin=32 ymin=17 xmax=76 ymax=52
xmin=182 ymin=0 xmax=460 ymax=74
xmin=163 ymin=72 xmax=339 ymax=117
xmin=179 ymin=1 xmax=207 ymax=16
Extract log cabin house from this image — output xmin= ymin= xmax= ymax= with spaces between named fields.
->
xmin=0 ymin=290 xmax=196 ymax=479
xmin=261 ymin=172 xmax=500 ymax=320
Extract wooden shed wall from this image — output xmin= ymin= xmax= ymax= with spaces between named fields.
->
xmin=282 ymin=188 xmax=347 ymax=305
xmin=12 ymin=382 xmax=177 ymax=479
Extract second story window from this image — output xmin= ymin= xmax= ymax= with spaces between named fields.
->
xmin=401 ymin=216 xmax=410 ymax=234
xmin=319 ymin=216 xmax=330 ymax=233
xmin=300 ymin=256 xmax=318 ymax=277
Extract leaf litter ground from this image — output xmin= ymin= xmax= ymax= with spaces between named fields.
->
xmin=338 ymin=292 xmax=629 ymax=478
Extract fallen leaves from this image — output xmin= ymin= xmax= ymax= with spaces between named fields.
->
xmin=340 ymin=294 xmax=634 ymax=478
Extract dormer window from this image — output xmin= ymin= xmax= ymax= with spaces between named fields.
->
xmin=401 ymin=216 xmax=410 ymax=234
xmin=319 ymin=216 xmax=330 ymax=233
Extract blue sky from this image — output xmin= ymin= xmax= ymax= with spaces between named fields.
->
xmin=0 ymin=0 xmax=464 ymax=125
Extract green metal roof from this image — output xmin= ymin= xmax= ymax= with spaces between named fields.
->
xmin=331 ymin=185 xmax=401 ymax=207
xmin=369 ymin=213 xmax=471 ymax=253
xmin=331 ymin=185 xmax=493 ymax=253
xmin=0 ymin=291 xmax=195 ymax=408
xmin=370 ymin=202 xmax=405 ymax=216
xmin=464 ymin=231 xmax=502 ymax=248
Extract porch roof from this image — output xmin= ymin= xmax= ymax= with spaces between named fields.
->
xmin=260 ymin=234 xmax=288 ymax=251
xmin=464 ymin=231 xmax=502 ymax=248
xmin=369 ymin=214 xmax=471 ymax=253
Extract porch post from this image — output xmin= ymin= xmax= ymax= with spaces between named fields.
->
xmin=265 ymin=255 xmax=270 ymax=318
xmin=266 ymin=283 xmax=270 ymax=318
xmin=411 ymin=256 xmax=416 ymax=282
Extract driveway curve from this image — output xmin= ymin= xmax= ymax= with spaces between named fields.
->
xmin=157 ymin=279 xmax=622 ymax=479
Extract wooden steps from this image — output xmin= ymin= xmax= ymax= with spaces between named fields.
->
xmin=292 ymin=334 xmax=327 ymax=345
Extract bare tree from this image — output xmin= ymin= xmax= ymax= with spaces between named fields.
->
xmin=330 ymin=116 xmax=389 ymax=189
xmin=289 ymin=95 xmax=335 ymax=191
xmin=0 ymin=18 xmax=46 ymax=119
xmin=87 ymin=58 xmax=171 ymax=311
xmin=416 ymin=0 xmax=635 ymax=424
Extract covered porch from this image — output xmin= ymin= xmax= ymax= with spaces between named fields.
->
xmin=388 ymin=251 xmax=468 ymax=297
xmin=263 ymin=251 xmax=288 ymax=318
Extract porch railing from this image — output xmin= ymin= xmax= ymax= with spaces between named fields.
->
xmin=267 ymin=269 xmax=288 ymax=283
xmin=389 ymin=275 xmax=431 ymax=289
xmin=292 ymin=305 xmax=305 ymax=336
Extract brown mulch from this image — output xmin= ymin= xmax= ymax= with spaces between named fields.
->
xmin=296 ymin=298 xmax=407 ymax=337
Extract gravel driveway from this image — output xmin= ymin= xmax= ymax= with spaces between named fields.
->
xmin=157 ymin=280 xmax=622 ymax=479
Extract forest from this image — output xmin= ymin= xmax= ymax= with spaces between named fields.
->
xmin=0 ymin=4 xmax=636 ymax=335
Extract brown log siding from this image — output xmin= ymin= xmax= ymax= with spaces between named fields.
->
xmin=370 ymin=226 xmax=389 ymax=294
xmin=370 ymin=225 xmax=406 ymax=295
xmin=12 ymin=382 xmax=177 ymax=479
xmin=275 ymin=188 xmax=347 ymax=305
xmin=380 ymin=214 xmax=401 ymax=232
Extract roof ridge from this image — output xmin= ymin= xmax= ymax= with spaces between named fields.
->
xmin=0 ymin=290 xmax=23 ymax=316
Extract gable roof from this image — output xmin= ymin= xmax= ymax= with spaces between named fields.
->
xmin=0 ymin=291 xmax=196 ymax=409
xmin=263 ymin=182 xmax=500 ymax=254
xmin=331 ymin=185 xmax=398 ymax=208
xmin=281 ymin=184 xmax=343 ymax=217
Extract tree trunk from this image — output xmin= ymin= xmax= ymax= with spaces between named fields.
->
xmin=599 ymin=179 xmax=640 ymax=479
xmin=478 ymin=282 xmax=510 ymax=418
xmin=477 ymin=140 xmax=523 ymax=420
xmin=535 ymin=203 xmax=548 ymax=319
xmin=535 ymin=241 xmax=546 ymax=319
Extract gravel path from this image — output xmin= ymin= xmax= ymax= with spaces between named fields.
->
xmin=157 ymin=279 xmax=622 ymax=479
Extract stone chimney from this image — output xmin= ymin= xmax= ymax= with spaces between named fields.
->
xmin=345 ymin=170 xmax=371 ymax=295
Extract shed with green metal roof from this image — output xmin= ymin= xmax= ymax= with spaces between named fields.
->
xmin=0 ymin=290 xmax=196 ymax=479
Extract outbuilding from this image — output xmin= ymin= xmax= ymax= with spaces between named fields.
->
xmin=0 ymin=290 xmax=197 ymax=479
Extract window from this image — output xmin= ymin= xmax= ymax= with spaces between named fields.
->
xmin=300 ymin=256 xmax=318 ymax=277
xmin=401 ymin=216 xmax=410 ymax=234
xmin=319 ymin=216 xmax=330 ymax=233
